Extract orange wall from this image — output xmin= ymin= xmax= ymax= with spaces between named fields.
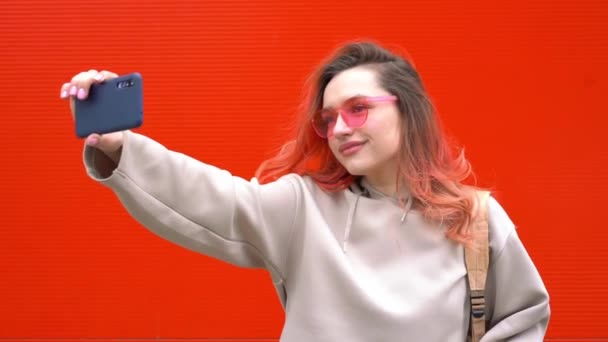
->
xmin=1 ymin=0 xmax=607 ymax=340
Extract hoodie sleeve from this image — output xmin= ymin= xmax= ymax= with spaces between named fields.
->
xmin=480 ymin=197 xmax=551 ymax=341
xmin=82 ymin=130 xmax=299 ymax=280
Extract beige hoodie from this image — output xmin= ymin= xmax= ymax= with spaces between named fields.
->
xmin=83 ymin=131 xmax=550 ymax=341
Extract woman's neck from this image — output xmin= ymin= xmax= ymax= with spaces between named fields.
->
xmin=361 ymin=175 xmax=409 ymax=201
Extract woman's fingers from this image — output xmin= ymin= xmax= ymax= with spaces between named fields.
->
xmin=60 ymin=69 xmax=118 ymax=100
xmin=60 ymin=82 xmax=71 ymax=99
xmin=70 ymin=71 xmax=96 ymax=100
xmin=61 ymin=69 xmax=120 ymax=120
xmin=98 ymin=70 xmax=118 ymax=81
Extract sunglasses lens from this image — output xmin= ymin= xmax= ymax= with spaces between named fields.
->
xmin=312 ymin=100 xmax=370 ymax=138
xmin=343 ymin=102 xmax=368 ymax=127
xmin=312 ymin=113 xmax=330 ymax=138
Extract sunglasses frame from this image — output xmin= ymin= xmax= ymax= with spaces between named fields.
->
xmin=312 ymin=95 xmax=398 ymax=138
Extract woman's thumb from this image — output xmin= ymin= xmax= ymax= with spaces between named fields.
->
xmin=85 ymin=131 xmax=124 ymax=155
xmin=85 ymin=133 xmax=102 ymax=147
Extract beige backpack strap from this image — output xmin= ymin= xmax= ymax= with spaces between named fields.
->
xmin=465 ymin=190 xmax=491 ymax=342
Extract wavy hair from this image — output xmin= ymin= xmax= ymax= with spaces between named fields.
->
xmin=255 ymin=40 xmax=484 ymax=244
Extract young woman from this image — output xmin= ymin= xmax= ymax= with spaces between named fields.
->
xmin=60 ymin=41 xmax=550 ymax=341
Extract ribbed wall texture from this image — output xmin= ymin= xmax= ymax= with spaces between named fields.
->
xmin=0 ymin=0 xmax=607 ymax=340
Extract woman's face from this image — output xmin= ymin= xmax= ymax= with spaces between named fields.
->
xmin=322 ymin=66 xmax=402 ymax=183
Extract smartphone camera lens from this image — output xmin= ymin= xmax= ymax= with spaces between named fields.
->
xmin=116 ymin=80 xmax=132 ymax=89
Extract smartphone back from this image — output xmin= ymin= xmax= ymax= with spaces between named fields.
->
xmin=74 ymin=72 xmax=143 ymax=138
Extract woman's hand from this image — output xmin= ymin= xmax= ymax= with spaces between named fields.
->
xmin=60 ymin=69 xmax=124 ymax=163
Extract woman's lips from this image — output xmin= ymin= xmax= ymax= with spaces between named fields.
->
xmin=339 ymin=141 xmax=365 ymax=156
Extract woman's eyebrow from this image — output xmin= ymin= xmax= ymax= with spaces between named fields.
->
xmin=322 ymin=94 xmax=366 ymax=111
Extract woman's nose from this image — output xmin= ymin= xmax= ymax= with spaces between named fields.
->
xmin=331 ymin=112 xmax=353 ymax=137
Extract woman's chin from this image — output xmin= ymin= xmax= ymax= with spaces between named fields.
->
xmin=341 ymin=160 xmax=371 ymax=177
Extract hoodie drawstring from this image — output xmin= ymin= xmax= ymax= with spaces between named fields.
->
xmin=400 ymin=195 xmax=414 ymax=222
xmin=342 ymin=192 xmax=362 ymax=254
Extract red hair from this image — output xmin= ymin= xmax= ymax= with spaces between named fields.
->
xmin=255 ymin=41 xmax=485 ymax=245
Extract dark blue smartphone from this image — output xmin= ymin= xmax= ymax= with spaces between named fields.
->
xmin=74 ymin=72 xmax=143 ymax=138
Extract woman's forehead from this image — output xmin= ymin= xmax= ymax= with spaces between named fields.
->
xmin=322 ymin=67 xmax=384 ymax=108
